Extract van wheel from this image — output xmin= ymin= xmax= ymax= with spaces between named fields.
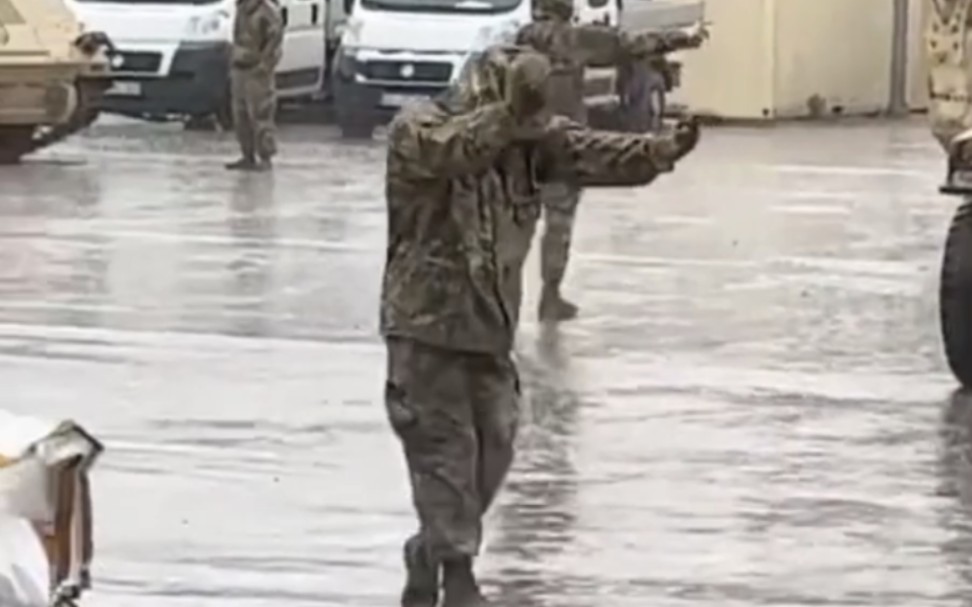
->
xmin=941 ymin=198 xmax=972 ymax=388
xmin=184 ymin=114 xmax=217 ymax=131
xmin=338 ymin=112 xmax=374 ymax=139
xmin=214 ymin=90 xmax=233 ymax=131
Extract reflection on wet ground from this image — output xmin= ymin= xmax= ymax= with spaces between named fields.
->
xmin=0 ymin=117 xmax=967 ymax=606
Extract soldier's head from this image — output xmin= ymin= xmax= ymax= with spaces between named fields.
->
xmin=447 ymin=45 xmax=550 ymax=111
xmin=533 ymin=0 xmax=573 ymax=22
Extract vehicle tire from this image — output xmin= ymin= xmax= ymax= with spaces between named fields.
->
xmin=184 ymin=88 xmax=232 ymax=132
xmin=214 ymin=88 xmax=233 ymax=131
xmin=184 ymin=114 xmax=218 ymax=131
xmin=337 ymin=111 xmax=374 ymax=140
xmin=940 ymin=198 xmax=972 ymax=387
xmin=0 ymin=126 xmax=37 ymax=164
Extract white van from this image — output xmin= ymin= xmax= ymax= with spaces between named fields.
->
xmin=331 ymin=0 xmax=564 ymax=137
xmin=331 ymin=0 xmax=702 ymax=137
xmin=66 ymin=0 xmax=329 ymax=126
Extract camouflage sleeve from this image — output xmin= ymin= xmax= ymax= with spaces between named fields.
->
xmin=388 ymin=102 xmax=517 ymax=181
xmin=574 ymin=24 xmax=629 ymax=67
xmin=540 ymin=118 xmax=681 ymax=187
xmin=259 ymin=7 xmax=285 ymax=68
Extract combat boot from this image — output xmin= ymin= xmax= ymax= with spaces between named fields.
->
xmin=225 ymin=157 xmax=258 ymax=171
xmin=441 ymin=558 xmax=490 ymax=607
xmin=402 ymin=536 xmax=438 ymax=607
xmin=538 ymin=284 xmax=579 ymax=322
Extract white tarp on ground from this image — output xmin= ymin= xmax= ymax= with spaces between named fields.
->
xmin=0 ymin=410 xmax=101 ymax=607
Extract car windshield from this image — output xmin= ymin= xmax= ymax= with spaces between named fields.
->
xmin=360 ymin=0 xmax=522 ymax=15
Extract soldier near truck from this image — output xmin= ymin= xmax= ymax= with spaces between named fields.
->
xmin=226 ymin=0 xmax=284 ymax=171
xmin=380 ymin=44 xmax=699 ymax=607
xmin=514 ymin=0 xmax=705 ymax=321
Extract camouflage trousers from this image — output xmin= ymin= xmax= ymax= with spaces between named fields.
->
xmin=231 ymin=67 xmax=277 ymax=161
xmin=384 ymin=337 xmax=520 ymax=563
xmin=540 ymin=182 xmax=582 ymax=288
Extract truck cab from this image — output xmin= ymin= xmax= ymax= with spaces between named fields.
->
xmin=65 ymin=0 xmax=328 ymax=127
xmin=331 ymin=0 xmax=703 ymax=138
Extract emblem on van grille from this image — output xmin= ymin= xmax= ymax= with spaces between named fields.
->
xmin=400 ymin=64 xmax=415 ymax=79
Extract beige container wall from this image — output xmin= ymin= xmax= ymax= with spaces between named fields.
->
xmin=671 ymin=0 xmax=895 ymax=120
xmin=907 ymin=0 xmax=930 ymax=109
xmin=668 ymin=0 xmax=774 ymax=119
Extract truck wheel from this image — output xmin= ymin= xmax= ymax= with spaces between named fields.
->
xmin=214 ymin=89 xmax=234 ymax=131
xmin=337 ymin=111 xmax=374 ymax=140
xmin=940 ymin=198 xmax=972 ymax=387
xmin=0 ymin=126 xmax=37 ymax=164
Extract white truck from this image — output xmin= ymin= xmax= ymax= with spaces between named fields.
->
xmin=65 ymin=0 xmax=330 ymax=128
xmin=331 ymin=0 xmax=705 ymax=137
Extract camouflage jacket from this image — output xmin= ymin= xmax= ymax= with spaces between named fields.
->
xmin=515 ymin=20 xmax=676 ymax=122
xmin=232 ymin=0 xmax=284 ymax=73
xmin=381 ymin=101 xmax=689 ymax=354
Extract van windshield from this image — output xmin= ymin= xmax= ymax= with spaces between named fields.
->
xmin=360 ymin=0 xmax=522 ymax=15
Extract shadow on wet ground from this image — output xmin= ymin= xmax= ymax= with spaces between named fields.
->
xmin=0 ymin=116 xmax=967 ymax=606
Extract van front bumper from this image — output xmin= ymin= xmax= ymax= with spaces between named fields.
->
xmin=101 ymin=41 xmax=231 ymax=118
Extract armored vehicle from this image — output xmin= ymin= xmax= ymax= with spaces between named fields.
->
xmin=0 ymin=0 xmax=114 ymax=164
xmin=930 ymin=0 xmax=972 ymax=387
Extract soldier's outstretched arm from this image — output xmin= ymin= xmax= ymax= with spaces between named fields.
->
xmin=574 ymin=24 xmax=647 ymax=67
xmin=388 ymin=103 xmax=516 ymax=180
xmin=541 ymin=116 xmax=699 ymax=186
xmin=577 ymin=27 xmax=705 ymax=67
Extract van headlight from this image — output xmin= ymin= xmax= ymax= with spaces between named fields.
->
xmin=186 ymin=10 xmax=230 ymax=39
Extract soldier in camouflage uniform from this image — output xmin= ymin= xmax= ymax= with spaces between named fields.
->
xmin=226 ymin=0 xmax=284 ymax=171
xmin=515 ymin=0 xmax=704 ymax=321
xmin=381 ymin=45 xmax=699 ymax=607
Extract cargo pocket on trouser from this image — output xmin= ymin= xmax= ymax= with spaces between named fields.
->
xmin=471 ymin=354 xmax=520 ymax=515
xmin=385 ymin=379 xmax=419 ymax=440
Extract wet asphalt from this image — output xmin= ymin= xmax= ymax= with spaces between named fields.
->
xmin=0 ymin=115 xmax=969 ymax=607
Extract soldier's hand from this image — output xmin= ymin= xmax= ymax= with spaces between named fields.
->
xmin=505 ymin=52 xmax=551 ymax=122
xmin=687 ymin=24 xmax=709 ymax=48
xmin=672 ymin=116 xmax=701 ymax=157
xmin=652 ymin=116 xmax=700 ymax=162
xmin=662 ymin=28 xmax=706 ymax=52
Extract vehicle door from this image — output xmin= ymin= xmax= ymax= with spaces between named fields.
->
xmin=276 ymin=0 xmax=327 ymax=95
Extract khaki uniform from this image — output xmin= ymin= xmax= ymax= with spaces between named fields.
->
xmin=515 ymin=12 xmax=696 ymax=308
xmin=381 ymin=47 xmax=698 ymax=572
xmin=231 ymin=0 xmax=284 ymax=162
xmin=928 ymin=0 xmax=972 ymax=150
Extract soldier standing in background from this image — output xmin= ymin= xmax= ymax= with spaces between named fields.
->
xmin=226 ymin=0 xmax=284 ymax=171
xmin=381 ymin=45 xmax=699 ymax=607
xmin=515 ymin=0 xmax=704 ymax=321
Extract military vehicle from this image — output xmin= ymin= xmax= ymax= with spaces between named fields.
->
xmin=939 ymin=136 xmax=972 ymax=388
xmin=929 ymin=0 xmax=972 ymax=388
xmin=0 ymin=0 xmax=115 ymax=164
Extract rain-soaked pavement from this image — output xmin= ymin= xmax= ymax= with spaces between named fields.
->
xmin=1 ymin=115 xmax=970 ymax=607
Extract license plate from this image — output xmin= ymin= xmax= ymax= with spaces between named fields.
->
xmin=107 ymin=81 xmax=142 ymax=97
xmin=380 ymin=93 xmax=427 ymax=108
